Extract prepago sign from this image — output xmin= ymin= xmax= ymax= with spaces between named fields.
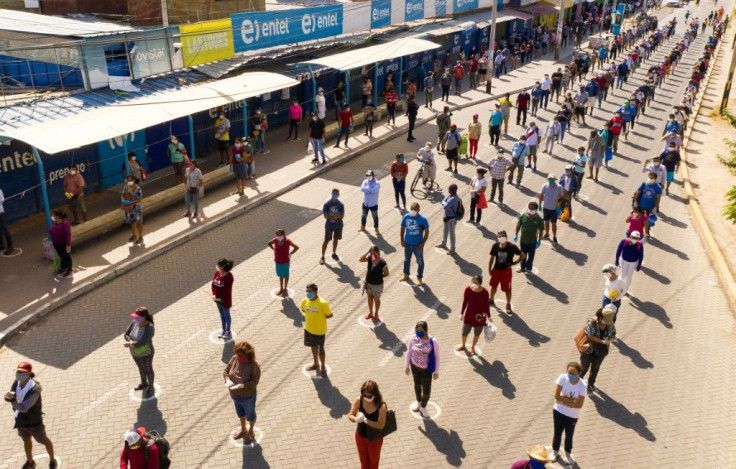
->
xmin=232 ymin=6 xmax=343 ymax=53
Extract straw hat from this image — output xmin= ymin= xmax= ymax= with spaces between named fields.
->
xmin=527 ymin=444 xmax=554 ymax=462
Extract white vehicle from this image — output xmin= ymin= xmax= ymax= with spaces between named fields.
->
xmin=666 ymin=0 xmax=682 ymax=7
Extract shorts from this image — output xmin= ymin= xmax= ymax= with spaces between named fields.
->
xmin=424 ymin=164 xmax=437 ymax=180
xmin=365 ymin=282 xmax=384 ymax=299
xmin=275 ymin=262 xmax=290 ymax=278
xmin=17 ymin=424 xmax=48 ymax=444
xmin=490 ymin=268 xmax=513 ymax=292
xmin=324 ymin=227 xmax=343 ymax=242
xmin=172 ymin=161 xmax=185 ymax=176
xmin=574 ymin=106 xmax=585 ymax=116
xmin=666 ymin=171 xmax=675 ymax=182
xmin=446 ymin=148 xmax=459 ymax=160
xmin=543 ymin=208 xmax=558 ymax=223
xmin=68 ymin=196 xmax=86 ymax=212
xmin=304 ymin=330 xmax=326 ymax=352
xmin=462 ymin=323 xmax=484 ymax=337
xmin=217 ymin=140 xmax=230 ymax=151
xmin=588 ymin=155 xmax=602 ymax=168
xmin=232 ymin=394 xmax=257 ymax=420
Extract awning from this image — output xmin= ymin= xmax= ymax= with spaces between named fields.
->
xmin=0 ymin=9 xmax=138 ymax=37
xmin=475 ymin=13 xmax=526 ymax=28
xmin=292 ymin=38 xmax=440 ymax=72
xmin=541 ymin=0 xmax=575 ymax=9
xmin=0 ymin=72 xmax=299 ymax=155
xmin=521 ymin=3 xmax=559 ymax=15
xmin=503 ymin=9 xmax=534 ymax=21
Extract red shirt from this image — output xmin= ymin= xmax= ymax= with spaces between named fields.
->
xmin=453 ymin=64 xmax=464 ymax=79
xmin=272 ymin=237 xmax=292 ymax=264
xmin=211 ymin=270 xmax=234 ymax=308
xmin=595 ymin=75 xmax=607 ymax=89
xmin=120 ymin=440 xmax=159 ymax=469
xmin=460 ymin=286 xmax=490 ymax=327
xmin=516 ymin=92 xmax=530 ymax=109
xmin=385 ymin=92 xmax=397 ymax=105
xmin=610 ymin=116 xmax=625 ymax=135
xmin=469 ymin=58 xmax=479 ymax=72
xmin=338 ymin=109 xmax=353 ymax=128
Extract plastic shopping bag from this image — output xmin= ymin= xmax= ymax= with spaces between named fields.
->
xmin=484 ymin=322 xmax=497 ymax=343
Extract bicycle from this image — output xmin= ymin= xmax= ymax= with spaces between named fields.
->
xmin=410 ymin=160 xmax=438 ymax=194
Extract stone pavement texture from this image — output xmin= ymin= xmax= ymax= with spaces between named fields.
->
xmin=1 ymin=4 xmax=736 ymax=469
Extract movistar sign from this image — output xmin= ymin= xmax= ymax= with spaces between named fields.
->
xmin=232 ymin=6 xmax=343 ymax=53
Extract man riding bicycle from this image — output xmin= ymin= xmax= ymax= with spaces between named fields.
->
xmin=416 ymin=142 xmax=437 ymax=189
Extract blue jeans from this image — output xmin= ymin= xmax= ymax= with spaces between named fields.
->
xmin=616 ymin=75 xmax=625 ymax=88
xmin=559 ymin=120 xmax=567 ymax=143
xmin=601 ymin=296 xmax=622 ymax=322
xmin=541 ymin=90 xmax=550 ymax=108
xmin=597 ymin=93 xmax=604 ymax=107
xmin=217 ymin=302 xmax=231 ymax=333
xmin=392 ymin=178 xmax=406 ymax=206
xmin=185 ymin=189 xmax=199 ymax=214
xmin=255 ymin=130 xmax=266 ymax=151
xmin=335 ymin=100 xmax=345 ymax=120
xmin=311 ymin=138 xmax=326 ymax=161
xmin=232 ymin=394 xmax=257 ymax=420
xmin=403 ymin=244 xmax=425 ymax=278
xmin=337 ymin=126 xmax=350 ymax=145
xmin=519 ymin=241 xmax=537 ymax=271
xmin=361 ymin=204 xmax=378 ymax=228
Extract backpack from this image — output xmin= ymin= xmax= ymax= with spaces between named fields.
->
xmin=144 ymin=430 xmax=171 ymax=469
xmin=454 ymin=198 xmax=465 ymax=221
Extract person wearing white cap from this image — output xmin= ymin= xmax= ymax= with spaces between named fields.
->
xmin=601 ymin=264 xmax=627 ymax=318
xmin=614 ymin=231 xmax=644 ymax=294
xmin=121 ymin=426 xmax=160 ymax=468
xmin=579 ymin=307 xmax=617 ymax=394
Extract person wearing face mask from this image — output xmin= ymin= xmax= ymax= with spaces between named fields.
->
xmin=456 ymin=275 xmax=491 ymax=356
xmin=301 ymin=283 xmax=333 ymax=377
xmin=5 ymin=361 xmax=57 ymax=469
xmin=399 ymin=203 xmax=430 ymax=286
xmin=62 ymin=164 xmax=87 ymax=225
xmin=539 ymin=174 xmax=563 ymax=244
xmin=359 ymin=170 xmax=381 ymax=235
xmin=514 ymin=201 xmax=544 ymax=274
xmin=214 ymin=111 xmax=231 ymax=167
xmin=601 ymin=263 xmax=627 ymax=316
xmin=127 ymin=152 xmax=144 ymax=182
xmin=166 ymin=135 xmax=186 ymax=185
xmin=315 ymin=87 xmax=327 ymax=120
xmin=359 ymin=246 xmax=389 ymax=324
xmin=121 ymin=176 xmax=144 ymax=245
xmin=550 ymin=362 xmax=587 ymax=464
xmin=489 ymin=147 xmax=514 ymax=202
xmin=659 ymin=143 xmax=681 ymax=195
xmin=524 ymin=122 xmax=541 ymax=171
xmin=212 ymin=258 xmax=235 ymax=339
xmin=437 ymin=184 xmax=460 ymax=255
xmin=559 ymin=165 xmax=578 ymax=218
xmin=405 ymin=321 xmax=439 ymax=418
xmin=633 ymin=172 xmax=662 ymax=238
xmin=579 ymin=306 xmax=617 ymax=395
xmin=615 ymin=230 xmax=644 ymax=293
xmin=390 ymin=154 xmax=409 ymax=211
xmin=488 ymin=230 xmax=524 ymax=314
xmin=224 ymin=341 xmax=261 ymax=442
xmin=336 ymin=104 xmax=354 ymax=148
xmin=251 ymin=109 xmax=268 ymax=154
xmin=468 ymin=168 xmax=489 ymax=224
xmin=308 ymin=112 xmax=327 ymax=164
xmin=287 ymin=99 xmax=303 ymax=140
xmin=348 ymin=380 xmax=387 ymax=469
xmin=123 ymin=307 xmax=156 ymax=399
xmin=321 ymin=188 xmax=344 ymax=265
xmin=231 ymin=137 xmax=248 ymax=196
xmin=467 ymin=114 xmax=482 ymax=158
xmin=49 ymin=210 xmax=72 ymax=278
xmin=641 ymin=156 xmax=665 ymax=187
xmin=333 ymin=82 xmax=346 ymax=120
xmin=183 ymin=160 xmax=203 ymax=219
xmin=120 ymin=426 xmax=159 ymax=469
xmin=267 ymin=229 xmax=299 ymax=297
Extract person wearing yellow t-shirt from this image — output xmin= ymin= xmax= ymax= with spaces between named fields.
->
xmin=215 ymin=111 xmax=231 ymax=167
xmin=498 ymin=93 xmax=514 ymax=134
xmin=300 ymin=283 xmax=333 ymax=377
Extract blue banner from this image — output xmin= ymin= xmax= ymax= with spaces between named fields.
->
xmin=435 ymin=0 xmax=448 ymax=16
xmin=376 ymin=58 xmax=401 ymax=95
xmin=405 ymin=0 xmax=425 ymax=22
xmin=232 ymin=6 xmax=343 ymax=53
xmin=371 ymin=0 xmax=391 ymax=29
xmin=97 ymin=130 xmax=147 ymax=187
xmin=612 ymin=3 xmax=626 ymax=36
xmin=454 ymin=0 xmax=479 ymax=14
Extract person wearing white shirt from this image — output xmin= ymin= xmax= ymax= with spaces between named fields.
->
xmin=0 ymin=188 xmax=15 ymax=255
xmin=641 ymin=156 xmax=666 ymax=187
xmin=524 ymin=123 xmax=541 ymax=170
xmin=315 ymin=88 xmax=327 ymax=120
xmin=551 ymin=362 xmax=587 ymax=464
xmin=468 ymin=168 xmax=488 ymax=223
xmin=416 ymin=143 xmax=437 ymax=188
xmin=660 ymin=131 xmax=682 ymax=151
xmin=543 ymin=117 xmax=561 ymax=154
xmin=601 ymin=263 xmax=627 ymax=316
xmin=540 ymin=74 xmax=552 ymax=109
xmin=359 ymin=170 xmax=381 ymax=235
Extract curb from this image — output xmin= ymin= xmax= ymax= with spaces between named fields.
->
xmin=679 ymin=24 xmax=736 ymax=308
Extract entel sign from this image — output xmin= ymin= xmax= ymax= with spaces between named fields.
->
xmin=302 ymin=11 xmax=339 ymax=35
xmin=406 ymin=2 xmax=423 ymax=15
xmin=373 ymin=6 xmax=390 ymax=21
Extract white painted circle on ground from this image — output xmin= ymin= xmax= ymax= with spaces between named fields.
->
xmin=301 ymin=363 xmax=332 ymax=379
xmin=357 ymin=315 xmax=384 ymax=329
xmin=208 ymin=330 xmax=238 ymax=344
xmin=576 ymin=193 xmax=590 ymax=201
xmin=0 ymin=248 xmax=23 ymax=258
xmin=270 ymin=288 xmax=294 ymax=299
xmin=228 ymin=426 xmax=264 ymax=448
xmin=129 ymin=383 xmax=161 ymax=402
xmin=408 ymin=401 xmax=441 ymax=420
xmin=433 ymin=246 xmax=450 ymax=254
xmin=33 ymin=455 xmax=61 ymax=467
xmin=529 ymin=266 xmax=540 ymax=275
xmin=453 ymin=344 xmax=483 ymax=359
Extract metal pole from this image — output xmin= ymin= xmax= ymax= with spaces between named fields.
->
xmin=373 ymin=65 xmax=378 ymax=105
xmin=31 ymin=147 xmax=52 ymax=231
xmin=555 ymin=0 xmax=564 ymax=60
xmin=188 ymin=115 xmax=196 ymax=160
xmin=345 ymin=70 xmax=351 ymax=108
xmin=485 ymin=0 xmax=498 ymax=94
xmin=161 ymin=0 xmax=170 ymax=26
xmin=123 ymin=134 xmax=130 ymax=178
xmin=308 ymin=65 xmax=317 ymax=113
xmin=242 ymin=100 xmax=248 ymax=138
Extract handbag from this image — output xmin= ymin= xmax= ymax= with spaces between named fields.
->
xmin=476 ymin=193 xmax=488 ymax=210
xmin=42 ymin=238 xmax=56 ymax=261
xmin=574 ymin=321 xmax=592 ymax=354
xmin=484 ymin=322 xmax=497 ymax=342
xmin=188 ymin=187 xmax=197 ymax=195
xmin=381 ymin=407 xmax=398 ymax=437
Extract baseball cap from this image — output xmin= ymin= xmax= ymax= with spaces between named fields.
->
xmin=16 ymin=361 xmax=32 ymax=373
xmin=130 ymin=307 xmax=148 ymax=319
xmin=451 ymin=124 xmax=457 ymax=130
xmin=365 ymin=169 xmax=375 ymax=176
xmin=547 ymin=173 xmax=557 ymax=180
xmin=124 ymin=427 xmax=145 ymax=446
xmin=601 ymin=264 xmax=617 ymax=274
xmin=630 ymin=231 xmax=642 ymax=239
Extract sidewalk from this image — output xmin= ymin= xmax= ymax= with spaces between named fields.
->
xmin=0 ymin=24 xmax=661 ymax=337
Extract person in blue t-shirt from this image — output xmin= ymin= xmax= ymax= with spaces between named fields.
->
xmin=662 ymin=114 xmax=682 ymax=136
xmin=399 ymin=202 xmax=430 ymax=285
xmin=619 ymin=100 xmax=636 ymax=138
xmin=584 ymin=79 xmax=599 ymax=116
xmin=633 ymin=173 xmax=662 ymax=238
xmin=321 ymin=188 xmax=345 ymax=265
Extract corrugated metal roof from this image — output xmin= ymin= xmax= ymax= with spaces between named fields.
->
xmin=0 ymin=9 xmax=138 ymax=38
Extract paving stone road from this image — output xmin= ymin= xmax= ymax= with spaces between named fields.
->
xmin=0 ymin=4 xmax=735 ymax=469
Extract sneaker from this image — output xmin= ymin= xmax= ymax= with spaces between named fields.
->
xmin=192 ymin=212 xmax=198 ymax=218
xmin=135 ymin=238 xmax=144 ymax=245
xmin=143 ymin=389 xmax=155 ymax=399
xmin=566 ymin=452 xmax=576 ymax=464
xmin=515 ymin=266 xmax=524 ymax=273
xmin=183 ymin=212 xmax=191 ymax=218
xmin=435 ymin=244 xmax=447 ymax=250
xmin=372 ymin=315 xmax=381 ymax=324
xmin=56 ymin=272 xmax=67 ymax=279
xmin=311 ymin=158 xmax=319 ymax=163
xmin=587 ymin=383 xmax=597 ymax=394
xmin=525 ymin=164 xmax=532 ymax=168
xmin=222 ymin=331 xmax=232 ymax=339
xmin=399 ymin=274 xmax=409 ymax=282
xmin=446 ymin=250 xmax=456 ymax=255
xmin=553 ymin=237 xmax=558 ymax=244
xmin=489 ymin=299 xmax=495 ymax=307
xmin=374 ymin=227 xmax=380 ymax=235
xmin=357 ymin=225 xmax=365 ymax=232
xmin=416 ymin=279 xmax=423 ymax=286
xmin=411 ymin=401 xmax=421 ymax=412
xmin=217 ymin=330 xmax=225 ymax=338
xmin=319 ymin=257 xmax=325 ymax=265
xmin=419 ymin=406 xmax=430 ymax=418
xmin=558 ymin=452 xmax=569 ymax=463
xmin=331 ymin=253 xmax=340 ymax=261
xmin=549 ymin=450 xmax=558 ymax=462
xmin=63 ymin=270 xmax=74 ymax=278
xmin=134 ymin=383 xmax=147 ymax=391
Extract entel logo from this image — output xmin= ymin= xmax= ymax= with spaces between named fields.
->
xmin=241 ymin=19 xmax=257 ymax=44
xmin=302 ymin=12 xmax=339 ymax=35
xmin=372 ymin=6 xmax=390 ymax=21
xmin=406 ymin=1 xmax=423 ymax=15
xmin=454 ymin=34 xmax=460 ymax=45
xmin=456 ymin=0 xmax=472 ymax=8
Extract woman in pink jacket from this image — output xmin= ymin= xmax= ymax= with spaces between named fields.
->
xmin=49 ymin=210 xmax=72 ymax=278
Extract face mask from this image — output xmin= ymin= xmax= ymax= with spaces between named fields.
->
xmin=15 ymin=372 xmax=28 ymax=382
xmin=127 ymin=181 xmax=134 ymax=186
xmin=313 ymin=117 xmax=318 ymax=121
xmin=415 ymin=330 xmax=425 ymax=339
xmin=306 ymin=292 xmax=316 ymax=300
xmin=51 ymin=216 xmax=56 ymax=222
xmin=134 ymin=317 xmax=143 ymax=323
xmin=471 ymin=282 xmax=481 ymax=290
xmin=528 ymin=209 xmax=537 ymax=215
xmin=410 ymin=210 xmax=418 ymax=217
xmin=235 ymin=143 xmax=243 ymax=147
xmin=548 ymin=179 xmax=555 ymax=184
xmin=369 ymin=176 xmax=375 ymax=181
xmin=236 ymin=355 xmax=248 ymax=363
xmin=362 ymin=396 xmax=375 ymax=403
xmin=567 ymin=373 xmax=578 ymax=382
xmin=131 ymin=157 xmax=136 ymax=161
xmin=399 ymin=158 xmax=405 ymax=164
xmin=331 ymin=194 xmax=339 ymax=200
xmin=171 ymin=139 xmax=177 ymax=144
xmin=498 ymin=237 xmax=507 ymax=244
xmin=189 ymin=165 xmax=195 ymax=170
xmin=648 ymin=179 xmax=656 ymax=185
xmin=565 ymin=171 xmax=571 ymax=175
xmin=219 ymin=115 xmax=225 ymax=120
xmin=70 ymin=170 xmax=77 ymax=175
xmin=276 ymin=236 xmax=284 ymax=242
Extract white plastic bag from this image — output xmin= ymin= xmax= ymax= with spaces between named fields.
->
xmin=307 ymin=139 xmax=313 ymax=155
xmin=484 ymin=322 xmax=497 ymax=343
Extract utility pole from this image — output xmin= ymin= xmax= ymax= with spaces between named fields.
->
xmin=554 ymin=0 xmax=564 ymax=60
xmin=485 ymin=0 xmax=498 ymax=94
xmin=161 ymin=0 xmax=170 ymax=26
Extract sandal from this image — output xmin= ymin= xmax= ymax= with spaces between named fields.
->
xmin=468 ymin=349 xmax=476 ymax=357
xmin=455 ymin=345 xmax=466 ymax=352
xmin=306 ymin=364 xmax=319 ymax=371
xmin=364 ymin=313 xmax=373 ymax=320
xmin=233 ymin=430 xmax=246 ymax=440
xmin=320 ymin=368 xmax=328 ymax=377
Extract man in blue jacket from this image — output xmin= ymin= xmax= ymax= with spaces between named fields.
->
xmin=584 ymin=78 xmax=600 ymax=116
xmin=615 ymin=231 xmax=644 ymax=294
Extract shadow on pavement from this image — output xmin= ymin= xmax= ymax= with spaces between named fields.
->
xmin=497 ymin=309 xmax=551 ymax=347
xmin=552 ymin=243 xmax=588 ymax=266
xmin=655 ymin=211 xmax=688 ymax=229
xmin=312 ymin=377 xmax=351 ymax=419
xmin=566 ymin=220 xmax=596 ymax=238
xmin=374 ymin=325 xmax=406 ymax=357
xmin=221 ymin=340 xmax=234 ymax=364
xmin=450 ymin=255 xmax=482 ymax=278
xmin=415 ymin=284 xmax=451 ymax=319
xmin=628 ymin=296 xmax=673 ymax=329
xmin=595 ymin=179 xmax=624 ymax=195
xmin=280 ymin=298 xmax=304 ymax=328
xmin=604 ymin=165 xmax=629 ymax=178
xmin=613 ymin=338 xmax=654 ymax=369
xmin=577 ymin=198 xmax=607 ymax=216
xmin=470 ymin=356 xmax=516 ymax=400
xmin=589 ymin=389 xmax=656 ymax=442
xmin=525 ymin=274 xmax=570 ymax=305
xmin=136 ymin=398 xmax=167 ymax=437
xmin=242 ymin=444 xmax=270 ymax=469
xmin=640 ymin=265 xmax=670 ymax=285
xmin=646 ymin=237 xmax=689 ymax=260
xmin=418 ymin=418 xmax=466 ymax=467
xmin=325 ymin=262 xmax=362 ymax=289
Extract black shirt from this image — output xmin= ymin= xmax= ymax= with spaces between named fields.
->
xmin=365 ymin=257 xmax=387 ymax=285
xmin=309 ymin=119 xmax=326 ymax=139
xmin=551 ymin=72 xmax=563 ymax=85
xmin=334 ymin=88 xmax=345 ymax=101
xmin=489 ymin=242 xmax=521 ymax=271
xmin=407 ymin=100 xmax=419 ymax=118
